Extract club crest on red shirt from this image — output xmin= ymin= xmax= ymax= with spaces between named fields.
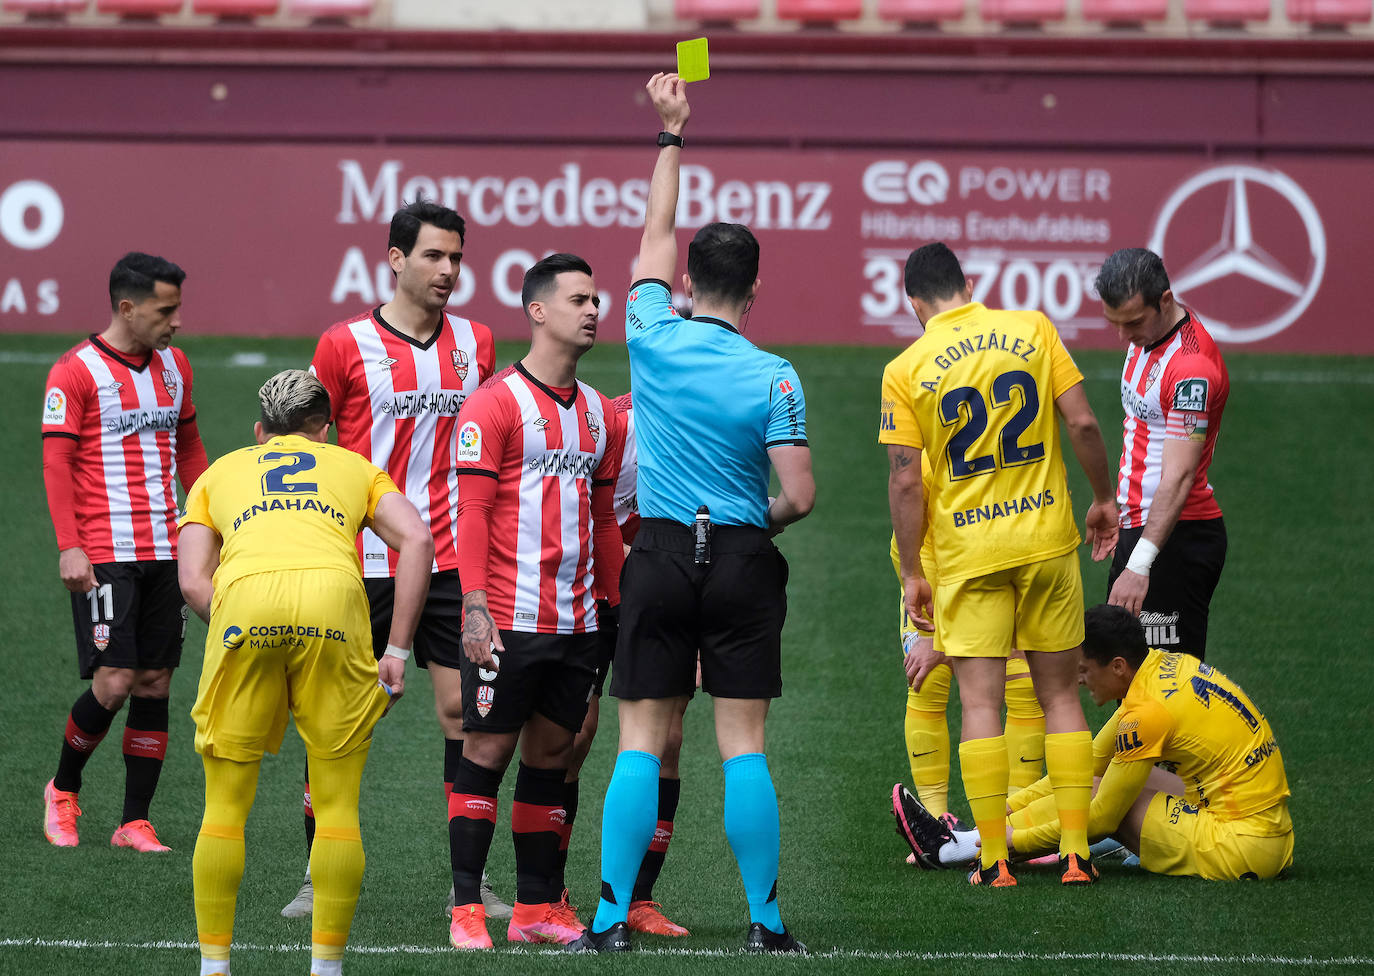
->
xmin=585 ymin=411 xmax=601 ymax=442
xmin=161 ymin=369 xmax=178 ymax=399
xmin=451 ymin=349 xmax=469 ymax=381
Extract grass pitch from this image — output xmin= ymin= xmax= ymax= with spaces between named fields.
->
xmin=1 ymin=333 xmax=1371 ymax=975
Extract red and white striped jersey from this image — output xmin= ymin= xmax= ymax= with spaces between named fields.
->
xmin=310 ymin=308 xmax=495 ymax=577
xmin=1117 ymin=310 xmax=1229 ymax=529
xmin=455 ymin=364 xmax=624 ymax=634
xmin=610 ymin=392 xmax=640 ymax=546
xmin=40 ymin=336 xmax=198 ymax=564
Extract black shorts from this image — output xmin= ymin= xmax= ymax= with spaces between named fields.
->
xmin=592 ymin=599 xmax=618 ymax=698
xmin=460 ymin=630 xmax=600 ymax=734
xmin=1108 ymin=517 xmax=1227 ymax=661
xmin=69 ymin=560 xmax=186 ymax=680
xmin=364 ymin=569 xmax=463 ymax=669
xmin=611 ymin=519 xmax=787 ymax=701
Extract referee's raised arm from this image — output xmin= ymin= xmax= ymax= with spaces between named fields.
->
xmin=638 ymin=72 xmax=690 ymax=286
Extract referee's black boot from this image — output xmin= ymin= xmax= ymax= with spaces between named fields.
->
xmin=746 ymin=923 xmax=807 ymax=954
xmin=566 ymin=921 xmax=632 ymax=954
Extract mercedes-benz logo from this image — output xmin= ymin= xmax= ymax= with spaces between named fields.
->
xmin=1148 ymin=165 xmax=1325 ymax=344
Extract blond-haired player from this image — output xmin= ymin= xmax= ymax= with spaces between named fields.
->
xmin=178 ymin=370 xmax=433 ymax=976
xmin=880 ymin=242 xmax=1118 ymax=887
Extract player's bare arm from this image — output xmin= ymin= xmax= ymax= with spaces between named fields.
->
xmin=766 ymin=444 xmax=816 ymax=532
xmin=461 ymin=590 xmax=503 ymax=668
xmin=1109 ymin=434 xmax=1206 ymax=615
xmin=176 ymin=522 xmax=221 ymax=623
xmin=636 ymin=72 xmax=690 ymax=287
xmin=367 ymin=491 xmax=435 ymax=702
xmin=886 ymin=444 xmax=933 ymax=631
xmin=1054 ymin=382 xmax=1119 ymax=562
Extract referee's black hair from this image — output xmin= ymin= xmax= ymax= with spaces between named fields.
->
xmin=1094 ymin=248 xmax=1171 ymax=311
xmin=687 ymin=222 xmax=759 ymax=306
xmin=389 ymin=198 xmax=467 ymax=255
xmin=1083 ymin=604 xmax=1150 ymax=668
xmin=521 ymin=252 xmax=594 ymax=315
xmin=903 ymin=242 xmax=967 ymax=304
xmin=108 ymin=252 xmax=186 ymax=312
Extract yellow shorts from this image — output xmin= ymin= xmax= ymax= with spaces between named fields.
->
xmin=191 ymin=568 xmax=388 ymax=763
xmin=933 ymin=550 xmax=1083 ymax=657
xmin=1140 ymin=794 xmax=1294 ymax=881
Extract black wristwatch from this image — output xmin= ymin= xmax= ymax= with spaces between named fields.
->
xmin=657 ymin=131 xmax=685 ymax=149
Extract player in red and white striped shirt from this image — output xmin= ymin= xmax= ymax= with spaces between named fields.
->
xmin=555 ymin=391 xmax=691 ymax=937
xmin=40 ymin=252 xmax=208 ymax=854
xmin=1096 ymin=249 xmax=1229 ymax=660
xmin=445 ymin=253 xmax=626 ymax=949
xmin=283 ymin=201 xmax=503 ymax=920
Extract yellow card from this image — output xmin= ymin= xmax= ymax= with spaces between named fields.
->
xmin=676 ymin=37 xmax=710 ymax=83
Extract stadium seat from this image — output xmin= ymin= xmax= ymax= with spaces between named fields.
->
xmin=1082 ymin=0 xmax=1168 ymax=20
xmin=1184 ymin=0 xmax=1270 ymax=20
xmin=878 ymin=0 xmax=966 ymax=22
xmin=193 ymin=0 xmax=278 ymax=13
xmin=3 ymin=0 xmax=86 ymax=12
xmin=286 ymin=0 xmax=371 ymax=18
xmin=675 ymin=0 xmax=761 ymax=20
xmin=981 ymin=0 xmax=1066 ymax=21
xmin=96 ymin=0 xmax=181 ymax=12
xmin=1286 ymin=0 xmax=1371 ymax=21
xmin=776 ymin=0 xmax=864 ymax=21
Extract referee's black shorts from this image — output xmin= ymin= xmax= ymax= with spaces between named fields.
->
xmin=1108 ymin=517 xmax=1227 ymax=661
xmin=611 ymin=518 xmax=787 ymax=701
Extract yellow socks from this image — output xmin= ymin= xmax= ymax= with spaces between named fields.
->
xmin=308 ymin=744 xmax=371 ymax=963
xmin=1004 ymin=661 xmax=1046 ymax=792
xmin=194 ymin=757 xmax=260 ymax=967
xmin=1044 ymin=730 xmax=1093 ymax=859
xmin=904 ymin=664 xmax=952 ymax=815
xmin=959 ymin=736 xmax=1009 ymax=867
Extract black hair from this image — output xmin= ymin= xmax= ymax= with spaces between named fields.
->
xmin=108 ymin=252 xmax=186 ymax=312
xmin=521 ymin=252 xmax=594 ymax=316
xmin=1094 ymin=248 xmax=1171 ymax=310
xmin=388 ymin=199 xmax=467 ymax=255
xmin=686 ymin=222 xmax=759 ymax=305
xmin=1082 ymin=604 xmax=1150 ymax=669
xmin=903 ymin=242 xmax=966 ymax=303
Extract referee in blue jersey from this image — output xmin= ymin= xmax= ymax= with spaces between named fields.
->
xmin=569 ymin=73 xmax=816 ymax=955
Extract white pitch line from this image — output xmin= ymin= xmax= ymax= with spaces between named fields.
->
xmin=0 ymin=937 xmax=1370 ymax=967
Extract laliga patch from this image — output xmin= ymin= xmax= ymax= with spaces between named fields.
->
xmin=476 ymin=684 xmax=495 ymax=718
xmin=1172 ymin=377 xmax=1208 ymax=413
xmin=93 ymin=624 xmax=110 ymax=651
xmin=43 ymin=387 xmax=66 ymax=426
xmin=456 ymin=421 xmax=483 ymax=461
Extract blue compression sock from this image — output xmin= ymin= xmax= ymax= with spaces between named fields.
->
xmin=723 ymin=752 xmax=784 ymax=934
xmin=591 ymin=750 xmax=660 ymax=932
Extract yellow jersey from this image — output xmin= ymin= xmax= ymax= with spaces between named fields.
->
xmin=1111 ymin=649 xmax=1290 ymax=821
xmin=180 ymin=434 xmax=399 ymax=591
xmin=879 ymin=303 xmax=1083 ymax=584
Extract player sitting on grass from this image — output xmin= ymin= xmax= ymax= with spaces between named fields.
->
xmin=894 ymin=604 xmax=1293 ymax=881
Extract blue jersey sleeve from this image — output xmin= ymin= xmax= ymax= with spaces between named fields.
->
xmin=624 ymin=279 xmax=679 ymax=342
xmin=765 ymin=361 xmax=807 ymax=447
